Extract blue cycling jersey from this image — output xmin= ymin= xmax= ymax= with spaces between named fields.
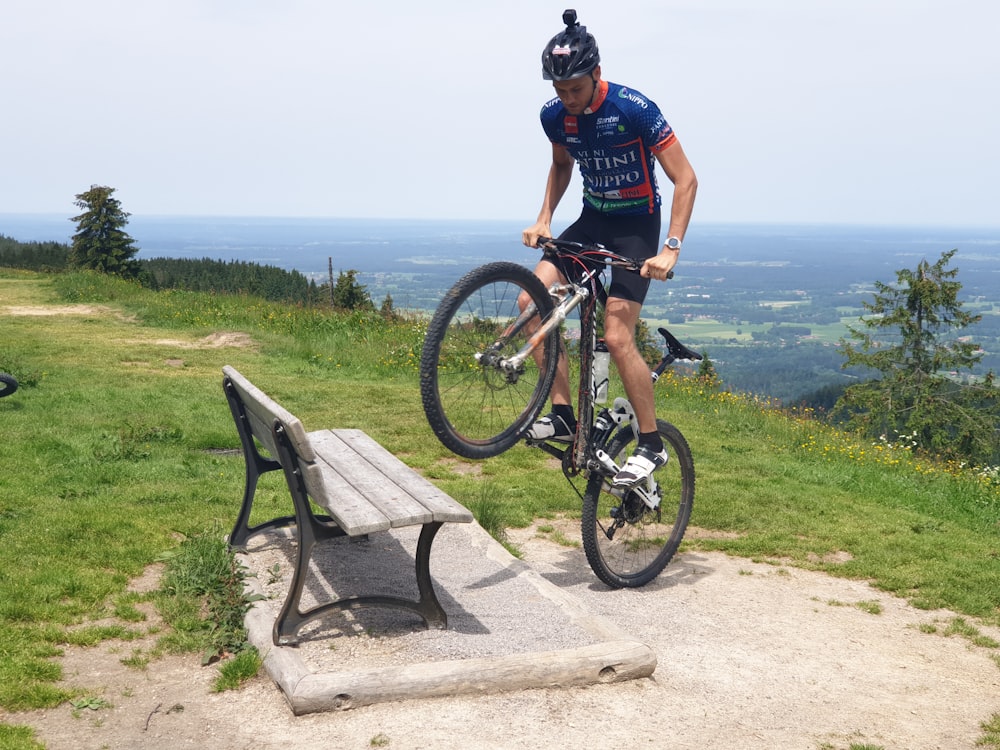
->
xmin=540 ymin=80 xmax=676 ymax=216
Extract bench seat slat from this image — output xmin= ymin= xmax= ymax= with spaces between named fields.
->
xmin=308 ymin=430 xmax=434 ymax=528
xmin=332 ymin=429 xmax=474 ymax=525
xmin=300 ymin=452 xmax=392 ymax=536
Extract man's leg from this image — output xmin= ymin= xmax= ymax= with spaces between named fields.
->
xmin=604 ymin=297 xmax=656 ymax=432
xmin=604 ymin=296 xmax=667 ymax=485
xmin=520 ymin=259 xmax=576 ymax=440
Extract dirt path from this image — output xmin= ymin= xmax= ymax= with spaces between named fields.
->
xmin=9 ymin=527 xmax=1000 ymax=750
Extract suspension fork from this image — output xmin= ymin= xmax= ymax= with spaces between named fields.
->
xmin=474 ymin=299 xmax=546 ymax=372
xmin=496 ymin=283 xmax=589 ymax=377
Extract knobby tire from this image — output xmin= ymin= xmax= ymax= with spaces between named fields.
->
xmin=0 ymin=373 xmax=18 ymax=399
xmin=581 ymin=419 xmax=694 ymax=588
xmin=420 ymin=262 xmax=559 ymax=459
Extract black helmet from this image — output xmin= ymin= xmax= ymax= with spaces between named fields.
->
xmin=541 ymin=9 xmax=600 ymax=81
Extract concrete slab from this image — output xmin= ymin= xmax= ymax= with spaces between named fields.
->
xmin=237 ymin=521 xmax=657 ymax=715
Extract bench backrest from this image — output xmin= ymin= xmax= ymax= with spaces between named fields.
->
xmin=224 ymin=365 xmax=472 ymax=535
xmin=222 ymin=365 xmax=316 ymax=463
xmin=224 ymin=366 xmax=377 ymax=530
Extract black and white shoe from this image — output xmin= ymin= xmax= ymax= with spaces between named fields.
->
xmin=526 ymin=413 xmax=575 ymax=442
xmin=613 ymin=445 xmax=668 ymax=487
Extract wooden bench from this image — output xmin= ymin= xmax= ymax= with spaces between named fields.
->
xmin=221 ymin=365 xmax=473 ymax=646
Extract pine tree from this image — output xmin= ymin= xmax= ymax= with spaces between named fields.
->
xmin=380 ymin=292 xmax=398 ymax=319
xmin=697 ymin=350 xmax=718 ymax=385
xmin=833 ymin=249 xmax=1000 ymax=464
xmin=69 ymin=185 xmax=141 ymax=278
xmin=329 ymin=269 xmax=374 ymax=311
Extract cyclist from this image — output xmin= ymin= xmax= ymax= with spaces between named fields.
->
xmin=522 ymin=9 xmax=698 ymax=488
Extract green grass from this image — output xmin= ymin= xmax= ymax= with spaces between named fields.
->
xmin=155 ymin=528 xmax=258 ymax=673
xmin=1 ymin=269 xmax=999 ymax=743
xmin=0 ymin=726 xmax=45 ymax=750
xmin=466 ymin=483 xmax=523 ymax=558
xmin=979 ymin=712 xmax=1000 ymax=749
xmin=213 ymin=648 xmax=263 ymax=692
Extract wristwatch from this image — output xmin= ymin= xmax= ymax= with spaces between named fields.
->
xmin=665 ymin=236 xmax=682 ymax=251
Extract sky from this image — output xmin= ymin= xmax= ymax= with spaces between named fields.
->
xmin=2 ymin=0 xmax=998 ymax=227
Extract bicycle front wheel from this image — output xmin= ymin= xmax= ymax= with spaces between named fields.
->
xmin=581 ymin=419 xmax=694 ymax=588
xmin=420 ymin=262 xmax=559 ymax=459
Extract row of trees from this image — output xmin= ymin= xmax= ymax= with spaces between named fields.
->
xmin=143 ymin=257 xmax=318 ymax=303
xmin=0 ymin=235 xmax=69 ymax=271
xmin=2 ymin=186 xmax=379 ymax=311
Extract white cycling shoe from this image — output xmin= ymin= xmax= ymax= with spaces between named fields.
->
xmin=613 ymin=445 xmax=668 ymax=487
xmin=526 ymin=413 xmax=575 ymax=442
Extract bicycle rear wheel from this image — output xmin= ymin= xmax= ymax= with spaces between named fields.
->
xmin=581 ymin=419 xmax=694 ymax=588
xmin=420 ymin=262 xmax=559 ymax=459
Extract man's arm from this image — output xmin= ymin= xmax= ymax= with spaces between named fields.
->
xmin=522 ymin=144 xmax=576 ymax=247
xmin=642 ymin=141 xmax=698 ymax=280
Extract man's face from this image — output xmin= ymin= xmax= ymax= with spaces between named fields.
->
xmin=553 ymin=73 xmax=598 ymax=115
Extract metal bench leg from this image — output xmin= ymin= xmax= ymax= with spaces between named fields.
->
xmin=415 ymin=521 xmax=447 ymax=629
xmin=228 ymin=449 xmax=289 ymax=550
xmin=224 ymin=377 xmax=294 ymax=550
xmin=272 ymin=428 xmax=347 ymax=646
xmin=273 ymin=520 xmax=450 ymax=645
xmin=273 ymin=504 xmax=326 ymax=646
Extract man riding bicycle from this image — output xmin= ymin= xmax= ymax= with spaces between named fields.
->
xmin=522 ymin=9 xmax=698 ymax=488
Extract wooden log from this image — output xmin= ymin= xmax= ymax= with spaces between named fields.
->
xmin=288 ymin=639 xmax=657 ymax=715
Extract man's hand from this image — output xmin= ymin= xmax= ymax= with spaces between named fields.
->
xmin=522 ymin=222 xmax=552 ymax=248
xmin=641 ymin=250 xmax=678 ymax=281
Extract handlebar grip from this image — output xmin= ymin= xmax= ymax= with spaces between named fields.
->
xmin=636 ymin=265 xmax=674 ymax=280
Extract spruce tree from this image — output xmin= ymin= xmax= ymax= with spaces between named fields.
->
xmin=69 ymin=185 xmax=141 ymax=278
xmin=833 ymin=249 xmax=1000 ymax=464
xmin=330 ymin=269 xmax=374 ymax=311
xmin=697 ymin=350 xmax=718 ymax=385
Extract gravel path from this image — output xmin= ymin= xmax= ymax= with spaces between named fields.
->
xmin=15 ymin=521 xmax=1000 ymax=750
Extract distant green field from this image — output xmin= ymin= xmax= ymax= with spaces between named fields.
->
xmin=645 ymin=316 xmax=856 ymax=346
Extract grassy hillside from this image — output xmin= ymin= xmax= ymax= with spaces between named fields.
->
xmin=1 ymin=269 xmax=998 ymax=720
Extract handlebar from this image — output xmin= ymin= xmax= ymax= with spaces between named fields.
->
xmin=536 ymin=237 xmax=674 ymax=279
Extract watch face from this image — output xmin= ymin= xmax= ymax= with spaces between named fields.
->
xmin=667 ymin=237 xmax=681 ymax=250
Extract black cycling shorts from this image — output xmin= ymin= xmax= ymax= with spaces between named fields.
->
xmin=556 ymin=207 xmax=662 ymax=304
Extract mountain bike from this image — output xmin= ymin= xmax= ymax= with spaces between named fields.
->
xmin=419 ymin=238 xmax=700 ymax=588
